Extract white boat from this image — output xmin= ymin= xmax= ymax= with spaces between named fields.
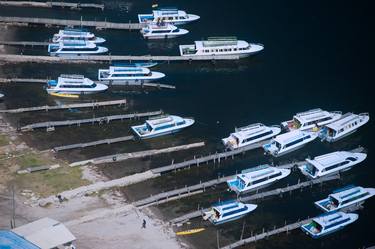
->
xmin=141 ymin=23 xmax=189 ymax=39
xmin=98 ymin=66 xmax=165 ymax=83
xmin=131 ymin=115 xmax=194 ymax=139
xmin=298 ymin=151 xmax=367 ymax=179
xmin=52 ymin=28 xmax=105 ymax=44
xmin=319 ymin=112 xmax=370 ymax=142
xmin=202 ymin=201 xmax=257 ymax=225
xmin=301 ymin=211 xmax=358 ymax=239
xmin=179 ymin=37 xmax=264 ymax=58
xmin=113 ymin=62 xmax=158 ymax=68
xmin=315 ymin=185 xmax=375 ymax=212
xmin=227 ymin=165 xmax=291 ymax=194
xmin=281 ymin=108 xmax=342 ymax=132
xmin=263 ymin=130 xmax=318 ymax=157
xmin=222 ymin=123 xmax=281 ymax=150
xmin=48 ymin=40 xmax=108 ymax=56
xmin=138 ymin=8 xmax=200 ymax=25
xmin=46 ymin=74 xmax=108 ymax=95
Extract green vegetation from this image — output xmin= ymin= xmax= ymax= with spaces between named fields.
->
xmin=0 ymin=134 xmax=9 ymax=146
xmin=16 ymin=152 xmax=53 ymax=170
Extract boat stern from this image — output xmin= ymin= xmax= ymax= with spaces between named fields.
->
xmin=314 ymin=198 xmax=333 ymax=212
xmin=131 ymin=123 xmax=150 ymax=138
xmin=138 ymin=14 xmax=154 ymax=23
xmin=226 ymin=178 xmax=242 ymax=193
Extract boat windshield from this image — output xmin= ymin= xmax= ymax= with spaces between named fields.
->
xmin=327 ymin=128 xmax=336 ymax=137
xmin=274 ymin=141 xmax=281 ymax=149
xmin=304 ymin=163 xmax=317 ymax=176
xmin=293 ymin=118 xmax=302 ymax=128
xmin=310 ymin=221 xmax=322 ymax=233
xmin=329 ymin=196 xmax=339 ymax=207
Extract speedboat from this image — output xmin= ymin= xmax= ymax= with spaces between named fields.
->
xmin=179 ymin=37 xmax=264 ymax=58
xmin=263 ymin=130 xmax=318 ymax=157
xmin=52 ymin=28 xmax=105 ymax=44
xmin=98 ymin=66 xmax=165 ymax=83
xmin=141 ymin=23 xmax=189 ymax=39
xmin=281 ymin=108 xmax=342 ymax=132
xmin=227 ymin=165 xmax=291 ymax=194
xmin=48 ymin=40 xmax=108 ymax=56
xmin=202 ymin=200 xmax=257 ymax=225
xmin=222 ymin=123 xmax=281 ymax=150
xmin=301 ymin=211 xmax=358 ymax=239
xmin=46 ymin=74 xmax=108 ymax=95
xmin=112 ymin=62 xmax=158 ymax=68
xmin=138 ymin=8 xmax=200 ymax=25
xmin=315 ymin=185 xmax=375 ymax=212
xmin=319 ymin=112 xmax=370 ymax=142
xmin=298 ymin=151 xmax=367 ymax=179
xmin=131 ymin=115 xmax=194 ymax=139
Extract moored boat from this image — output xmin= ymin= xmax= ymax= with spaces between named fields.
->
xmin=227 ymin=165 xmax=291 ymax=194
xmin=141 ymin=23 xmax=189 ymax=39
xmin=48 ymin=40 xmax=108 ymax=56
xmin=138 ymin=8 xmax=200 ymax=25
xmin=222 ymin=123 xmax=281 ymax=150
xmin=281 ymin=108 xmax=342 ymax=132
xmin=46 ymin=74 xmax=108 ymax=95
xmin=301 ymin=211 xmax=358 ymax=239
xmin=319 ymin=112 xmax=370 ymax=142
xmin=263 ymin=130 xmax=318 ymax=157
xmin=131 ymin=115 xmax=194 ymax=139
xmin=98 ymin=66 xmax=165 ymax=83
xmin=179 ymin=37 xmax=264 ymax=58
xmin=298 ymin=151 xmax=367 ymax=179
xmin=202 ymin=200 xmax=257 ymax=225
xmin=52 ymin=28 xmax=105 ymax=44
xmin=315 ymin=185 xmax=375 ymax=212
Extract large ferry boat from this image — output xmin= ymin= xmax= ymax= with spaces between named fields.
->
xmin=263 ymin=130 xmax=318 ymax=157
xmin=138 ymin=8 xmax=200 ymax=25
xmin=179 ymin=37 xmax=264 ymax=58
xmin=202 ymin=201 xmax=257 ymax=225
xmin=98 ymin=66 xmax=165 ymax=83
xmin=131 ymin=115 xmax=194 ymax=139
xmin=319 ymin=112 xmax=370 ymax=142
xmin=46 ymin=74 xmax=108 ymax=95
xmin=281 ymin=108 xmax=342 ymax=132
xmin=222 ymin=123 xmax=281 ymax=150
xmin=52 ymin=28 xmax=105 ymax=44
xmin=141 ymin=23 xmax=189 ymax=39
xmin=48 ymin=40 xmax=108 ymax=56
xmin=315 ymin=185 xmax=375 ymax=212
xmin=298 ymin=151 xmax=367 ymax=179
xmin=301 ymin=211 xmax=358 ymax=239
xmin=227 ymin=165 xmax=291 ymax=194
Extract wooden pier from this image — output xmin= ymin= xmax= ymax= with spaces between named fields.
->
xmin=0 ymin=1 xmax=105 ymax=10
xmin=0 ymin=40 xmax=49 ymax=47
xmin=69 ymin=142 xmax=206 ymax=167
xmin=0 ymin=99 xmax=127 ymax=113
xmin=0 ymin=54 xmax=241 ymax=64
xmin=20 ymin=110 xmax=162 ymax=131
xmin=53 ymin=135 xmax=135 ymax=152
xmin=0 ymin=16 xmax=144 ymax=30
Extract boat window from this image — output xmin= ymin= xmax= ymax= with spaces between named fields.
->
xmin=346 ymin=157 xmax=357 ymax=162
xmin=341 ymin=192 xmax=369 ymax=205
xmin=172 ymin=29 xmax=180 ymax=33
xmin=304 ymin=163 xmax=317 ymax=176
xmin=243 ymin=130 xmax=273 ymax=143
xmin=176 ymin=121 xmax=186 ymax=126
xmin=325 ymin=218 xmax=350 ymax=230
xmin=275 ymin=141 xmax=281 ymax=149
xmin=325 ymin=160 xmax=350 ymax=172
xmin=205 ymin=50 xmax=209 ymax=53
xmin=310 ymin=221 xmax=322 ymax=233
xmin=285 ymin=138 xmax=304 ymax=148
xmin=329 ymin=196 xmax=339 ymax=207
xmin=222 ymin=206 xmax=248 ymax=218
xmin=179 ymin=16 xmax=185 ymax=19
xmin=293 ymin=118 xmax=302 ymax=128
xmin=303 ymin=135 xmax=311 ymax=140
xmin=268 ymin=172 xmax=282 ymax=179
xmin=154 ymin=123 xmax=175 ymax=131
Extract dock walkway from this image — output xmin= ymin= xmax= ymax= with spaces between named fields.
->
xmin=0 ymin=99 xmax=126 ymax=113
xmin=0 ymin=40 xmax=49 ymax=47
xmin=0 ymin=1 xmax=105 ymax=10
xmin=20 ymin=110 xmax=162 ymax=131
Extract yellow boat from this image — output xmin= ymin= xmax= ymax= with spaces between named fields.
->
xmin=176 ymin=228 xmax=205 ymax=236
xmin=49 ymin=92 xmax=79 ymax=98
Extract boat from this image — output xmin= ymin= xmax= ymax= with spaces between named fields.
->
xmin=301 ymin=211 xmax=358 ymax=239
xmin=202 ymin=200 xmax=257 ymax=225
xmin=141 ymin=23 xmax=189 ymax=39
xmin=52 ymin=28 xmax=105 ymax=44
xmin=138 ymin=8 xmax=200 ymax=25
xmin=46 ymin=74 xmax=108 ymax=95
xmin=179 ymin=37 xmax=264 ymax=58
xmin=131 ymin=115 xmax=194 ymax=139
xmin=0 ymin=93 xmax=4 ymax=99
xmin=49 ymin=92 xmax=79 ymax=99
xmin=315 ymin=185 xmax=375 ymax=212
xmin=48 ymin=40 xmax=108 ymax=56
xmin=112 ymin=62 xmax=158 ymax=68
xmin=98 ymin=66 xmax=165 ymax=83
xmin=176 ymin=228 xmax=205 ymax=236
xmin=227 ymin=165 xmax=291 ymax=194
xmin=298 ymin=151 xmax=367 ymax=179
xmin=319 ymin=112 xmax=370 ymax=142
xmin=281 ymin=108 xmax=342 ymax=132
xmin=262 ymin=130 xmax=318 ymax=157
xmin=222 ymin=123 xmax=281 ymax=150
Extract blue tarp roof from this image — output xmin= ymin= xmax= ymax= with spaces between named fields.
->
xmin=0 ymin=230 xmax=40 ymax=249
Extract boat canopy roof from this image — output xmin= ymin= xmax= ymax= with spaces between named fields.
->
xmin=273 ymin=130 xmax=309 ymax=144
xmin=232 ymin=123 xmax=268 ymax=140
xmin=306 ymin=151 xmax=355 ymax=170
xmin=294 ymin=108 xmax=332 ymax=124
xmin=146 ymin=115 xmax=184 ymax=128
xmin=145 ymin=23 xmax=177 ymax=31
xmin=313 ymin=211 xmax=349 ymax=227
xmin=153 ymin=8 xmax=186 ymax=17
xmin=238 ymin=165 xmax=278 ymax=183
xmin=194 ymin=37 xmax=249 ymax=49
xmin=329 ymin=185 xmax=366 ymax=202
xmin=109 ymin=66 xmax=150 ymax=74
xmin=59 ymin=29 xmax=92 ymax=37
xmin=212 ymin=200 xmax=243 ymax=214
xmin=60 ymin=40 xmax=95 ymax=48
xmin=57 ymin=75 xmax=93 ymax=85
xmin=325 ymin=113 xmax=362 ymax=131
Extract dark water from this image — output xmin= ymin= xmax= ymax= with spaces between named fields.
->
xmin=0 ymin=1 xmax=374 ymax=248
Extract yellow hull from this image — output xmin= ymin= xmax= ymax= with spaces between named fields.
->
xmin=176 ymin=228 xmax=205 ymax=236
xmin=49 ymin=92 xmax=79 ymax=98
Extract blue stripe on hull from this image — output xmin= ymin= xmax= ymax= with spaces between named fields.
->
xmin=212 ymin=214 xmax=247 ymax=225
xmin=139 ymin=128 xmax=183 ymax=139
